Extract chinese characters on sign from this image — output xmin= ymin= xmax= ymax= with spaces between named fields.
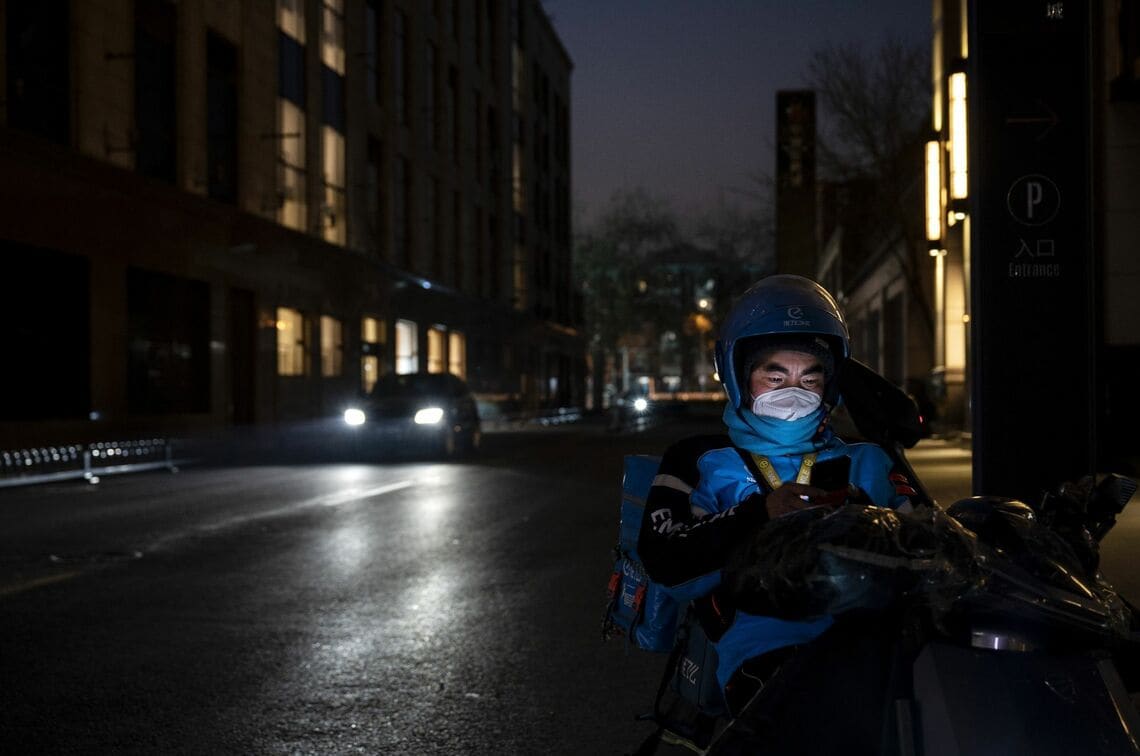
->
xmin=1006 ymin=174 xmax=1062 ymax=278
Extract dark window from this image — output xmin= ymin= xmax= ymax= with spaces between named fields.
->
xmin=510 ymin=0 xmax=523 ymax=46
xmin=127 ymin=268 xmax=210 ymax=414
xmin=488 ymin=0 xmax=499 ymax=81
xmin=474 ymin=90 xmax=484 ymax=178
xmin=394 ymin=10 xmax=408 ymax=123
xmin=135 ymin=0 xmax=177 ymax=182
xmin=489 ymin=213 xmax=500 ymax=299
xmin=0 ymin=242 xmax=89 ymax=421
xmin=447 ymin=66 xmax=459 ymax=163
xmin=475 ymin=0 xmax=484 ymax=67
xmin=207 ymin=31 xmax=239 ymax=203
xmin=394 ymin=156 xmax=410 ymax=266
xmin=322 ymin=65 xmax=345 ymax=132
xmin=1113 ymin=0 xmax=1140 ymax=100
xmin=366 ymin=137 xmax=386 ymax=250
xmin=476 ymin=207 xmax=486 ymax=297
xmin=426 ymin=43 xmax=437 ymax=148
xmin=278 ymin=30 xmax=306 ymax=106
xmin=488 ymin=105 xmax=500 ymax=201
xmin=428 ymin=177 xmax=441 ymax=277
xmin=365 ymin=0 xmax=381 ymax=103
xmin=5 ymin=0 xmax=70 ymax=144
xmin=453 ymin=190 xmax=463 ymax=288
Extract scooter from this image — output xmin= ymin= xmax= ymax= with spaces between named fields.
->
xmin=675 ymin=360 xmax=1140 ymax=755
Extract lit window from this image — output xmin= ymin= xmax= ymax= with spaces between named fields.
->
xmin=320 ymin=315 xmax=343 ymax=376
xmin=362 ymin=316 xmax=383 ymax=343
xmin=276 ymin=307 xmax=308 ymax=376
xmin=427 ymin=326 xmax=446 ymax=373
xmin=395 ymin=319 xmax=418 ymax=374
xmin=320 ymin=0 xmax=346 ymax=248
xmin=278 ymin=0 xmax=305 ymax=42
xmin=321 ymin=0 xmax=345 ymax=75
xmin=322 ymin=126 xmax=346 ymax=245
xmin=277 ymin=18 xmax=307 ymax=231
xmin=361 ymin=355 xmax=380 ymax=392
xmin=278 ymin=98 xmax=307 ymax=230
xmin=448 ymin=331 xmax=466 ymax=379
xmin=361 ymin=316 xmax=387 ymax=392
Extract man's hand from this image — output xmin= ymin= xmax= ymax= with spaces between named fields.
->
xmin=764 ymin=483 xmax=828 ymax=518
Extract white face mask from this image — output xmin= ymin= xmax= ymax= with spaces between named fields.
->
xmin=750 ymin=387 xmax=822 ymax=421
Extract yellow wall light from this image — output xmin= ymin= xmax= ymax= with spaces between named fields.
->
xmin=949 ymin=71 xmax=969 ymax=200
xmin=925 ymin=140 xmax=944 ymax=242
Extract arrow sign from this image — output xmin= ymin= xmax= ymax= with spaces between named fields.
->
xmin=1005 ymin=99 xmax=1059 ymax=141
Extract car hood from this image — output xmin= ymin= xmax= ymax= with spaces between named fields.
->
xmin=365 ymin=396 xmax=449 ymax=418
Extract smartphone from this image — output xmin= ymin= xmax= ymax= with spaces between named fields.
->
xmin=811 ymin=455 xmax=851 ymax=493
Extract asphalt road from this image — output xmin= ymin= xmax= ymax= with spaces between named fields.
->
xmin=0 ymin=418 xmax=698 ymax=755
xmin=3 ymin=414 xmax=1136 ymax=755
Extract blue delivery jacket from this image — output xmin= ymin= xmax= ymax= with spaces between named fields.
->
xmin=638 ymin=410 xmax=913 ymax=692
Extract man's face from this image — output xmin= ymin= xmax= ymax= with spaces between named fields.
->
xmin=748 ymin=350 xmax=826 ymax=399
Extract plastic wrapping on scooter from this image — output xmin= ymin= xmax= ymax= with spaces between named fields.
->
xmin=723 ymin=503 xmax=983 ymax=621
xmin=722 ymin=501 xmax=1134 ymax=639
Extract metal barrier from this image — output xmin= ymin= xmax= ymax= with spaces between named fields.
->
xmin=0 ymin=438 xmax=184 ymax=488
xmin=533 ymin=407 xmax=583 ymax=426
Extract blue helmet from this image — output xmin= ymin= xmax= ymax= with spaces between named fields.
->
xmin=714 ymin=274 xmax=850 ymax=409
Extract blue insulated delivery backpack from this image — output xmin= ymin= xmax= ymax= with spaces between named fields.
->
xmin=602 ymin=455 xmax=721 ymax=653
xmin=602 ymin=454 xmax=678 ymax=652
xmin=603 ymin=455 xmax=729 ymax=752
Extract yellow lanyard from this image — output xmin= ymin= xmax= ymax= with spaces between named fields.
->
xmin=750 ymin=452 xmax=817 ymax=490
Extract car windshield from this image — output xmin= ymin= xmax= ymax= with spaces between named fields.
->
xmin=369 ymin=373 xmax=458 ymax=399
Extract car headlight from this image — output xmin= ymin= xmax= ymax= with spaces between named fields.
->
xmin=343 ymin=408 xmax=366 ymax=426
xmin=414 ymin=407 xmax=445 ymax=425
xmin=633 ymin=397 xmax=649 ymax=412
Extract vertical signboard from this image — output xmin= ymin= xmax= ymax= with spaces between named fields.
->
xmin=775 ymin=90 xmax=817 ymax=277
xmin=969 ymin=0 xmax=1095 ymax=501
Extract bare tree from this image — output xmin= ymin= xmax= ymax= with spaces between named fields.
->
xmin=575 ymin=188 xmax=680 ymax=409
xmin=805 ymin=36 xmax=934 ymax=334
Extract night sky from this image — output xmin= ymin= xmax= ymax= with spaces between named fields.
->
xmin=543 ymin=0 xmax=931 ymax=226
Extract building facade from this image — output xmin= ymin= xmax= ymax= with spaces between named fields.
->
xmin=924 ymin=0 xmax=1140 ymax=473
xmin=0 ymin=0 xmax=581 ymax=446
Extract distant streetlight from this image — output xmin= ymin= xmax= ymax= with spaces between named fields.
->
xmin=697 ymin=297 xmax=711 ymax=311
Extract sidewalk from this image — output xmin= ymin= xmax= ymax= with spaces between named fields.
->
xmin=905 ymin=435 xmax=973 ymax=506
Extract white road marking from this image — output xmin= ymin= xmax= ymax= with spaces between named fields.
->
xmin=316 ymin=480 xmax=415 ymax=506
xmin=147 ymin=478 xmax=416 ymax=551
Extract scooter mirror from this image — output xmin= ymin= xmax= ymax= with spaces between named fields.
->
xmin=838 ymin=358 xmax=924 ymax=450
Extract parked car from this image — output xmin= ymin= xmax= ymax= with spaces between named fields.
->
xmin=342 ymin=372 xmax=481 ymax=459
